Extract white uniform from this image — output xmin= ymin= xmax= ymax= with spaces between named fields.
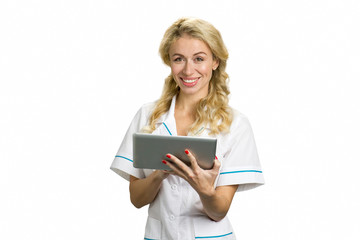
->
xmin=111 ymin=96 xmax=264 ymax=240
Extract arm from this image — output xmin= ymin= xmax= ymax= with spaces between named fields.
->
xmin=199 ymin=185 xmax=238 ymax=222
xmin=163 ymin=150 xmax=237 ymax=222
xmin=129 ymin=170 xmax=168 ymax=209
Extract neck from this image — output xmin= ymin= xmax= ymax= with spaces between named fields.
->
xmin=176 ymin=91 xmax=206 ymax=113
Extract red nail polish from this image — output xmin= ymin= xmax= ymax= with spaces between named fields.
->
xmin=162 ymin=160 xmax=167 ymax=164
xmin=185 ymin=150 xmax=189 ymax=154
xmin=166 ymin=154 xmax=171 ymax=158
xmin=215 ymin=156 xmax=218 ymax=160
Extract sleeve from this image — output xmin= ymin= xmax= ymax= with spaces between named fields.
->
xmin=217 ymin=114 xmax=265 ymax=192
xmin=110 ymin=106 xmax=148 ymax=181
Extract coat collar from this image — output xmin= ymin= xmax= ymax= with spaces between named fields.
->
xmin=156 ymin=95 xmax=176 ymax=125
xmin=153 ymin=95 xmax=211 ymax=136
xmin=154 ymin=96 xmax=178 ymax=136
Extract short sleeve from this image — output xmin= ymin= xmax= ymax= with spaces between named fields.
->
xmin=217 ymin=113 xmax=265 ymax=192
xmin=110 ymin=105 xmax=152 ymax=181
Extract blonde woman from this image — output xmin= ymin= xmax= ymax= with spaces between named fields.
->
xmin=111 ymin=18 xmax=264 ymax=240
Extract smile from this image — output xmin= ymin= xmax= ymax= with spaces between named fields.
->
xmin=180 ymin=77 xmax=200 ymax=86
xmin=183 ymin=79 xmax=197 ymax=83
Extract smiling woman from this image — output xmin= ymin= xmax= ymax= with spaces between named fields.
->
xmin=148 ymin=18 xmax=232 ymax=136
xmin=169 ymin=34 xmax=219 ymax=98
xmin=110 ymin=17 xmax=264 ymax=240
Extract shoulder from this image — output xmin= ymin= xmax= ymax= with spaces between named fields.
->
xmin=129 ymin=100 xmax=157 ymax=128
xmin=217 ymin=107 xmax=256 ymax=150
xmin=218 ymin=107 xmax=253 ymax=141
xmin=138 ymin=101 xmax=156 ymax=117
xmin=230 ymin=107 xmax=248 ymax=122
xmin=229 ymin=107 xmax=251 ymax=130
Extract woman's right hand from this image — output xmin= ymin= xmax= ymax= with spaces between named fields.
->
xmin=153 ymin=170 xmax=170 ymax=180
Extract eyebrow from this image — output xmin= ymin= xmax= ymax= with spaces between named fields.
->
xmin=171 ymin=52 xmax=208 ymax=57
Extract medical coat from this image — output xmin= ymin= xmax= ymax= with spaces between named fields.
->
xmin=111 ymin=96 xmax=265 ymax=240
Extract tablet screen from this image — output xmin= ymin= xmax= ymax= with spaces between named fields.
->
xmin=133 ymin=133 xmax=217 ymax=170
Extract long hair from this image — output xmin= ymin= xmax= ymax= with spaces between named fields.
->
xmin=143 ymin=18 xmax=233 ymax=135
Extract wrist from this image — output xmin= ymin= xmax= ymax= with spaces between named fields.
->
xmin=199 ymin=187 xmax=216 ymax=200
xmin=152 ymin=170 xmax=168 ymax=181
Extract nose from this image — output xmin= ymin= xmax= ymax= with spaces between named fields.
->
xmin=182 ymin=61 xmax=194 ymax=76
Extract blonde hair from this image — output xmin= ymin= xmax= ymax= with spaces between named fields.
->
xmin=143 ymin=17 xmax=233 ymax=135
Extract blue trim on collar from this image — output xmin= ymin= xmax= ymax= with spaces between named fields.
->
xmin=220 ymin=170 xmax=262 ymax=175
xmin=195 ymin=232 xmax=233 ymax=239
xmin=115 ymin=155 xmax=133 ymax=162
xmin=162 ymin=122 xmax=172 ymax=135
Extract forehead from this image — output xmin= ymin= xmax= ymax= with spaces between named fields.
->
xmin=169 ymin=35 xmax=212 ymax=56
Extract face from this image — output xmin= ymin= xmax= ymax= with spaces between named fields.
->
xmin=169 ymin=34 xmax=219 ymax=99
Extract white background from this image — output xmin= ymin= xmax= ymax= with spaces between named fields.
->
xmin=1 ymin=0 xmax=359 ymax=239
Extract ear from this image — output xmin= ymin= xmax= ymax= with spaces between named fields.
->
xmin=212 ymin=58 xmax=219 ymax=70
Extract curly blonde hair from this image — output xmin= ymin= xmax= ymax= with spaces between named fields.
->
xmin=143 ymin=18 xmax=233 ymax=135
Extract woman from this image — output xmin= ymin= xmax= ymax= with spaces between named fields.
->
xmin=111 ymin=18 xmax=264 ymax=240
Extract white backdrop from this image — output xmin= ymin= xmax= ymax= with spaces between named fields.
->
xmin=1 ymin=0 xmax=359 ymax=239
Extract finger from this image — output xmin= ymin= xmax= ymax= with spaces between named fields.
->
xmin=162 ymin=169 xmax=174 ymax=174
xmin=162 ymin=159 xmax=186 ymax=179
xmin=185 ymin=149 xmax=200 ymax=171
xmin=212 ymin=157 xmax=221 ymax=173
xmin=165 ymin=153 xmax=191 ymax=173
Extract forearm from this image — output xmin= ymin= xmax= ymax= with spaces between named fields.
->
xmin=129 ymin=171 xmax=166 ymax=208
xmin=199 ymin=185 xmax=238 ymax=222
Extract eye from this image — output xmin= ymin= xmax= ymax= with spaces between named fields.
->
xmin=195 ymin=57 xmax=204 ymax=62
xmin=173 ymin=57 xmax=183 ymax=62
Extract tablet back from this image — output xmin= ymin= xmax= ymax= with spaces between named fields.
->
xmin=133 ymin=133 xmax=217 ymax=170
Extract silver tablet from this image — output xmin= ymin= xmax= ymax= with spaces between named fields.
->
xmin=133 ymin=133 xmax=217 ymax=170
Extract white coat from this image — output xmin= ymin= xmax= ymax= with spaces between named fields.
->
xmin=110 ymin=96 xmax=264 ymax=240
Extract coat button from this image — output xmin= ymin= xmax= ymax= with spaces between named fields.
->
xmin=171 ymin=185 xmax=177 ymax=190
xmin=170 ymin=215 xmax=175 ymax=221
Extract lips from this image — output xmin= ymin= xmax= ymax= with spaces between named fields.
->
xmin=180 ymin=77 xmax=200 ymax=87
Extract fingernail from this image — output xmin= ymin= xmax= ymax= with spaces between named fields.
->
xmin=166 ymin=154 xmax=171 ymax=158
xmin=185 ymin=150 xmax=189 ymax=154
xmin=162 ymin=160 xmax=167 ymax=164
xmin=215 ymin=156 xmax=218 ymax=160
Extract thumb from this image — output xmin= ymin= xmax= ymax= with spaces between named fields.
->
xmin=212 ymin=157 xmax=221 ymax=172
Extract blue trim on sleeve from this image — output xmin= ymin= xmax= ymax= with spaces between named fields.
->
xmin=144 ymin=238 xmax=158 ymax=240
xmin=195 ymin=232 xmax=233 ymax=239
xmin=220 ymin=170 xmax=262 ymax=175
xmin=115 ymin=155 xmax=133 ymax=162
xmin=162 ymin=122 xmax=172 ymax=135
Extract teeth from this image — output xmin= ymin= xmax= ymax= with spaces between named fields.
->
xmin=183 ymin=78 xmax=197 ymax=83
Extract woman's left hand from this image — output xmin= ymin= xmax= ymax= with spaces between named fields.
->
xmin=163 ymin=149 xmax=221 ymax=198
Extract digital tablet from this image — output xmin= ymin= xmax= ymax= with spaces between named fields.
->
xmin=133 ymin=133 xmax=217 ymax=170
